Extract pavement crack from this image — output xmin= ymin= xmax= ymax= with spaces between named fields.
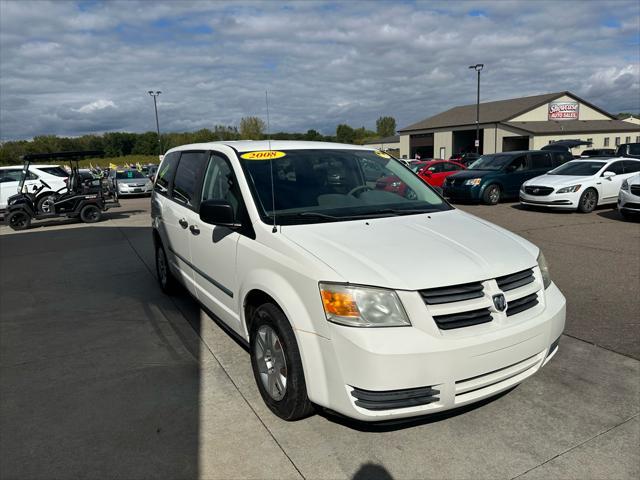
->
xmin=510 ymin=413 xmax=640 ymax=480
xmin=562 ymin=332 xmax=640 ymax=362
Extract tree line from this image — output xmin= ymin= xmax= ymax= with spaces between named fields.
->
xmin=0 ymin=116 xmax=397 ymax=165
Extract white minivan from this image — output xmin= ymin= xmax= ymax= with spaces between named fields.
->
xmin=151 ymin=141 xmax=566 ymax=422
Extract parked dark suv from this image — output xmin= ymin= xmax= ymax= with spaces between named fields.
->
xmin=442 ymin=150 xmax=571 ymax=205
xmin=616 ymin=143 xmax=640 ymax=159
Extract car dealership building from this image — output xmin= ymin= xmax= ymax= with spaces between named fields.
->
xmin=398 ymin=91 xmax=640 ymax=159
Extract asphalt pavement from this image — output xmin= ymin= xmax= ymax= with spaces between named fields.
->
xmin=1 ymin=197 xmax=638 ymax=480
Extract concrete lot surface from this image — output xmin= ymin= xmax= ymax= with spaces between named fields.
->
xmin=1 ymin=197 xmax=638 ymax=479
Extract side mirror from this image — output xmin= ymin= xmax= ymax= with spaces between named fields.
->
xmin=602 ymin=171 xmax=616 ymax=179
xmin=200 ymin=199 xmax=240 ymax=228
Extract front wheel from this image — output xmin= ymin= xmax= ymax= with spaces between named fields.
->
xmin=5 ymin=210 xmax=31 ymax=231
xmin=80 ymin=204 xmax=102 ymax=223
xmin=250 ymin=303 xmax=314 ymax=421
xmin=482 ymin=184 xmax=501 ymax=205
xmin=36 ymin=194 xmax=56 ymax=214
xmin=577 ymin=188 xmax=598 ymax=213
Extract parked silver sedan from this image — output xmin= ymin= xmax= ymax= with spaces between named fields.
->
xmin=110 ymin=170 xmax=153 ymax=196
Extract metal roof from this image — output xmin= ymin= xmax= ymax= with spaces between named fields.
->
xmin=398 ymin=91 xmax=615 ymax=132
xmin=505 ymin=120 xmax=640 ymax=134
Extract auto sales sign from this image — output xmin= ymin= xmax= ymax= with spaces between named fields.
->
xmin=548 ymin=101 xmax=579 ymax=120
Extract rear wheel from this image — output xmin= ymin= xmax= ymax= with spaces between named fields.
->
xmin=155 ymin=242 xmax=179 ymax=294
xmin=80 ymin=204 xmax=102 ymax=223
xmin=577 ymin=188 xmax=597 ymax=213
xmin=6 ymin=210 xmax=31 ymax=231
xmin=36 ymin=194 xmax=56 ymax=214
xmin=482 ymin=184 xmax=501 ymax=205
xmin=250 ymin=303 xmax=314 ymax=421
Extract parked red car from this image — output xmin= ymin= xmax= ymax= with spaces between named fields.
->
xmin=416 ymin=160 xmax=466 ymax=187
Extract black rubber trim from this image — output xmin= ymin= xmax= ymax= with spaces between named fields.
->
xmin=419 ymin=282 xmax=484 ymax=305
xmin=350 ymin=386 xmax=440 ymax=411
xmin=496 ymin=268 xmax=535 ymax=291
xmin=168 ymin=246 xmax=234 ymax=298
xmin=433 ymin=307 xmax=492 ymax=330
xmin=506 ymin=293 xmax=538 ymax=316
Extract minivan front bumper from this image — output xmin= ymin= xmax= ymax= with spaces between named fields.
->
xmin=300 ymin=282 xmax=565 ymax=422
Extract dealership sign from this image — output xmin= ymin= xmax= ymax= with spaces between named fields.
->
xmin=548 ymin=101 xmax=579 ymax=120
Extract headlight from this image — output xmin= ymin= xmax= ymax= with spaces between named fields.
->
xmin=621 ymin=179 xmax=629 ymax=191
xmin=556 ymin=184 xmax=581 ymax=193
xmin=464 ymin=178 xmax=482 ymax=186
xmin=319 ymin=283 xmax=411 ymax=327
xmin=537 ymin=251 xmax=552 ymax=289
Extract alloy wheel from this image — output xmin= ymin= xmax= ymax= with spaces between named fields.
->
xmin=582 ymin=190 xmax=596 ymax=211
xmin=254 ymin=325 xmax=288 ymax=401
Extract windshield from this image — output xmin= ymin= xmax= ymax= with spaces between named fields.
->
xmin=240 ymin=149 xmax=450 ymax=225
xmin=116 ymin=170 xmax=146 ymax=179
xmin=629 ymin=144 xmax=640 ymax=155
xmin=38 ymin=166 xmax=68 ymax=177
xmin=468 ymin=154 xmax=513 ymax=170
xmin=549 ymin=161 xmax=605 ymax=176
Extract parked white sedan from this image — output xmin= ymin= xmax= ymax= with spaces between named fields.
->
xmin=618 ymin=173 xmax=640 ymax=220
xmin=520 ymin=158 xmax=640 ymax=213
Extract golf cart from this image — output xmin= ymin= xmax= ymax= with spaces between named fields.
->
xmin=4 ymin=151 xmax=120 ymax=231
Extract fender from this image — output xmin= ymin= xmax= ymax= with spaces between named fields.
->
xmin=238 ymin=270 xmax=334 ymax=405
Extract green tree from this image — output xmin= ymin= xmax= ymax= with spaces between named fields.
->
xmin=376 ymin=116 xmax=396 ymax=137
xmin=336 ymin=124 xmax=355 ymax=144
xmin=240 ymin=116 xmax=266 ymax=140
xmin=304 ymin=129 xmax=322 ymax=141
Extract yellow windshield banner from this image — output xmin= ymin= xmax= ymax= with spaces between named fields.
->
xmin=375 ymin=150 xmax=391 ymax=159
xmin=240 ymin=150 xmax=286 ymax=160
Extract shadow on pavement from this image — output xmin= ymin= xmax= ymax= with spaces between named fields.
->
xmin=0 ymin=226 xmax=201 ymax=479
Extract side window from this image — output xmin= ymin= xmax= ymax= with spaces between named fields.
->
xmin=531 ymin=152 xmax=552 ymax=169
xmin=171 ymin=151 xmax=209 ymax=207
xmin=201 ymin=154 xmax=241 ymax=217
xmin=154 ymin=152 xmax=180 ymax=195
xmin=427 ymin=163 xmax=445 ymax=173
xmin=605 ymin=161 xmax=624 ymax=175
xmin=509 ymin=155 xmax=527 ymax=171
xmin=623 ymin=161 xmax=640 ymax=174
xmin=0 ymin=169 xmax=20 ymax=182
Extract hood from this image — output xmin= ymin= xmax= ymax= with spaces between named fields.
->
xmin=281 ymin=210 xmax=538 ymax=290
xmin=524 ymin=174 xmax=593 ymax=187
xmin=448 ymin=169 xmax=497 ymax=180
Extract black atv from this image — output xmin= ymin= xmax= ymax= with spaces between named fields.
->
xmin=4 ymin=151 xmax=120 ymax=231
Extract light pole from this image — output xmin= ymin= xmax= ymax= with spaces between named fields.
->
xmin=148 ymin=91 xmax=162 ymax=157
xmin=468 ymin=64 xmax=483 ymax=154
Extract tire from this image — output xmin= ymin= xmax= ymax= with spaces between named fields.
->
xmin=482 ymin=184 xmax=501 ymax=205
xmin=577 ymin=188 xmax=598 ymax=213
xmin=80 ymin=204 xmax=102 ymax=223
xmin=36 ymin=194 xmax=56 ymax=214
xmin=249 ymin=303 xmax=314 ymax=421
xmin=155 ymin=242 xmax=179 ymax=294
xmin=5 ymin=210 xmax=31 ymax=231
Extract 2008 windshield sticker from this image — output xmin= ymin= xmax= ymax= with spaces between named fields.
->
xmin=240 ymin=151 xmax=287 ymax=160
xmin=375 ymin=150 xmax=391 ymax=159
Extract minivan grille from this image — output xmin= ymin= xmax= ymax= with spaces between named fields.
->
xmin=506 ymin=293 xmax=539 ymax=316
xmin=419 ymin=282 xmax=484 ymax=305
xmin=524 ymin=186 xmax=554 ymax=196
xmin=496 ymin=268 xmax=535 ymax=291
xmin=433 ymin=308 xmax=493 ymax=330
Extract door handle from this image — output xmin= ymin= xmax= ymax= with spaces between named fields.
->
xmin=178 ymin=218 xmax=188 ymax=229
xmin=189 ymin=225 xmax=200 ymax=235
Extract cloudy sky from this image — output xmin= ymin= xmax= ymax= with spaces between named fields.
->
xmin=0 ymin=0 xmax=638 ymax=140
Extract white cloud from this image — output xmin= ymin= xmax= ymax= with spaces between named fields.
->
xmin=74 ymin=100 xmax=117 ymax=114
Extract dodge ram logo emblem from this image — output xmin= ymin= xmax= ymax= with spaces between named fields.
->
xmin=493 ymin=294 xmax=507 ymax=312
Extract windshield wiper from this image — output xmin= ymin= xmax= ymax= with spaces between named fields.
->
xmin=365 ymin=208 xmax=439 ymax=216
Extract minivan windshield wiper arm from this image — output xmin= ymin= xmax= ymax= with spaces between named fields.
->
xmin=367 ymin=208 xmax=439 ymax=216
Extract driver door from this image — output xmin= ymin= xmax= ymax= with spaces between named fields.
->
xmin=503 ymin=154 xmax=529 ymax=197
xmin=599 ymin=161 xmax=626 ymax=202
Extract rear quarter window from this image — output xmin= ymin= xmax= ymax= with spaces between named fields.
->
xmin=37 ymin=166 xmax=68 ymax=177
